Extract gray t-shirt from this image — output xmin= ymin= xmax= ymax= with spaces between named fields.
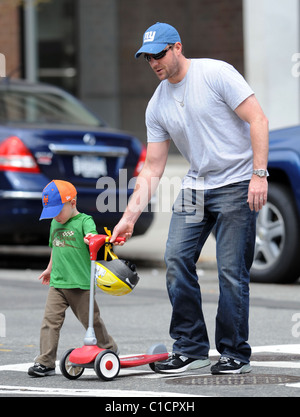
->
xmin=146 ymin=58 xmax=254 ymax=189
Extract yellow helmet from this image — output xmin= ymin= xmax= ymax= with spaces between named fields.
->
xmin=95 ymin=242 xmax=139 ymax=296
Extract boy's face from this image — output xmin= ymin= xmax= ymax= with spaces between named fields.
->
xmin=54 ymin=199 xmax=77 ymax=224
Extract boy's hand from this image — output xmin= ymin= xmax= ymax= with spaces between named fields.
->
xmin=38 ymin=270 xmax=51 ymax=285
xmin=84 ymin=233 xmax=97 ymax=245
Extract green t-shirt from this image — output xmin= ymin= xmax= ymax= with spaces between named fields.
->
xmin=49 ymin=213 xmax=97 ymax=289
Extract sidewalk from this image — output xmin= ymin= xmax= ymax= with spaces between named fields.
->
xmin=115 ymin=154 xmax=217 ymax=268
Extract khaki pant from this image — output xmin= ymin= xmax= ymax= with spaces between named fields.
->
xmin=36 ymin=286 xmax=117 ymax=368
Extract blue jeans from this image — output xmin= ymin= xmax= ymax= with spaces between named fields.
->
xmin=164 ymin=181 xmax=257 ymax=363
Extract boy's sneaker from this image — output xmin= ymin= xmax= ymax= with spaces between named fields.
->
xmin=155 ymin=353 xmax=210 ymax=374
xmin=28 ymin=362 xmax=55 ymax=377
xmin=211 ymin=356 xmax=252 ymax=374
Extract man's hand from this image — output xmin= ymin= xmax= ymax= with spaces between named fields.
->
xmin=110 ymin=218 xmax=135 ymax=245
xmin=247 ymin=176 xmax=268 ymax=212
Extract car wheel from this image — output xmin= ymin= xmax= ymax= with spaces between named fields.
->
xmin=251 ymin=183 xmax=300 ymax=284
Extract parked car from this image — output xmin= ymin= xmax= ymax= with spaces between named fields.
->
xmin=0 ymin=79 xmax=153 ymax=247
xmin=251 ymin=125 xmax=300 ymax=284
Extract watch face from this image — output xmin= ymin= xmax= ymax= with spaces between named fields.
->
xmin=255 ymin=169 xmax=267 ymax=177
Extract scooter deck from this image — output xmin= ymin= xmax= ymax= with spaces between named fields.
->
xmin=120 ymin=352 xmax=169 ymax=368
xmin=69 ymin=345 xmax=169 ymax=368
xmin=69 ymin=345 xmax=102 ymax=365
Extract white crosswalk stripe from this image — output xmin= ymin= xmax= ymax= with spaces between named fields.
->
xmin=0 ymin=344 xmax=299 ymax=396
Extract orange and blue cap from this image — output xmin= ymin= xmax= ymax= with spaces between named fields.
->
xmin=40 ymin=180 xmax=77 ymax=220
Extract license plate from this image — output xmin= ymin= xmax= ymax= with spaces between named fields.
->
xmin=73 ymin=155 xmax=107 ymax=178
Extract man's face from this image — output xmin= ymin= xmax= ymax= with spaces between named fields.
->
xmin=145 ymin=43 xmax=181 ymax=82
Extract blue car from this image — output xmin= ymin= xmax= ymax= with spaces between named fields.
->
xmin=0 ymin=79 xmax=153 ymax=247
xmin=251 ymin=126 xmax=300 ymax=283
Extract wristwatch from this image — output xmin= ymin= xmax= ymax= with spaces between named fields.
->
xmin=253 ymin=169 xmax=268 ymax=178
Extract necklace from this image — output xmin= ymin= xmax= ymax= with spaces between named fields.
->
xmin=170 ymin=79 xmax=187 ymax=107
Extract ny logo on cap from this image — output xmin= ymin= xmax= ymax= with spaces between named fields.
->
xmin=43 ymin=195 xmax=49 ymax=206
xmin=144 ymin=31 xmax=156 ymax=43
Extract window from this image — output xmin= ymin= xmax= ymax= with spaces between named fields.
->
xmin=37 ymin=0 xmax=77 ymax=94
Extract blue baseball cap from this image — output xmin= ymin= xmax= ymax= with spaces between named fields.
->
xmin=40 ymin=180 xmax=77 ymax=220
xmin=135 ymin=22 xmax=181 ymax=58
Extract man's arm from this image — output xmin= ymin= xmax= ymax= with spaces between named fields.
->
xmin=235 ymin=94 xmax=269 ymax=212
xmin=110 ymin=140 xmax=170 ymax=243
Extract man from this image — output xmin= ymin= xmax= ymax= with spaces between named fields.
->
xmin=111 ymin=22 xmax=269 ymax=374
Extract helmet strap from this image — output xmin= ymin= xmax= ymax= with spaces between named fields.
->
xmin=104 ymin=239 xmax=119 ymax=261
xmin=103 ymin=227 xmax=119 ymax=261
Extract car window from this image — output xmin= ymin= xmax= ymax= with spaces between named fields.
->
xmin=0 ymin=89 xmax=104 ymax=127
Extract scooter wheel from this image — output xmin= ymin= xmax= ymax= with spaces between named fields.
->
xmin=149 ymin=362 xmax=156 ymax=372
xmin=147 ymin=343 xmax=168 ymax=373
xmin=94 ymin=350 xmax=120 ymax=381
xmin=60 ymin=348 xmax=84 ymax=380
xmin=147 ymin=343 xmax=168 ymax=355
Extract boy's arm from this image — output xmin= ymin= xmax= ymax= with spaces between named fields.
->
xmin=83 ymin=215 xmax=98 ymax=244
xmin=38 ymin=250 xmax=53 ymax=285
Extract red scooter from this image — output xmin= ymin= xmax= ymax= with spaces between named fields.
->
xmin=59 ymin=233 xmax=169 ymax=381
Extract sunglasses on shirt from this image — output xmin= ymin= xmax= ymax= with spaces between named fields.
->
xmin=144 ymin=45 xmax=173 ymax=62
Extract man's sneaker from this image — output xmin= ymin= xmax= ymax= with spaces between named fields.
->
xmin=155 ymin=354 xmax=210 ymax=374
xmin=28 ymin=362 xmax=55 ymax=377
xmin=211 ymin=356 xmax=252 ymax=374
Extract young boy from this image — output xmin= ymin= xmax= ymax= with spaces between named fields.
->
xmin=28 ymin=180 xmax=118 ymax=377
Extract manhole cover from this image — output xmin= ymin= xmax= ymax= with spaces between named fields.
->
xmin=165 ymin=374 xmax=300 ymax=386
xmin=248 ymin=353 xmax=300 ymax=362
xmin=210 ymin=353 xmax=300 ymax=362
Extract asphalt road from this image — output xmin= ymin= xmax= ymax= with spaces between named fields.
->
xmin=0 ymin=264 xmax=300 ymax=399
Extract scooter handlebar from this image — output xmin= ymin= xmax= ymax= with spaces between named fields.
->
xmin=87 ymin=234 xmax=125 ymax=260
